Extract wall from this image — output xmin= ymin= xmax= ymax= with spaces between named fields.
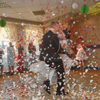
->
xmin=42 ymin=13 xmax=100 ymax=67
xmin=70 ymin=13 xmax=100 ymax=67
xmin=0 ymin=23 xmax=43 ymax=46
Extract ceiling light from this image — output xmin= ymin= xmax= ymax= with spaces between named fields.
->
xmin=18 ymin=13 xmax=21 ymax=14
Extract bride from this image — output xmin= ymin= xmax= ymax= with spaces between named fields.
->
xmin=59 ymin=29 xmax=78 ymax=74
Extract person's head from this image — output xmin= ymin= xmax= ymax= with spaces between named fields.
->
xmin=59 ymin=32 xmax=66 ymax=40
xmin=29 ymin=41 xmax=32 ymax=46
xmin=17 ymin=41 xmax=21 ymax=47
xmin=78 ymin=36 xmax=84 ymax=44
xmin=9 ymin=42 xmax=12 ymax=46
xmin=50 ymin=21 xmax=59 ymax=32
xmin=62 ymin=29 xmax=71 ymax=39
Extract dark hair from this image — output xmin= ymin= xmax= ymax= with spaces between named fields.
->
xmin=50 ymin=21 xmax=58 ymax=28
xmin=9 ymin=42 xmax=12 ymax=44
xmin=62 ymin=29 xmax=71 ymax=39
xmin=78 ymin=36 xmax=84 ymax=40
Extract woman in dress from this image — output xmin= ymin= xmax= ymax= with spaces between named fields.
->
xmin=59 ymin=29 xmax=78 ymax=74
xmin=0 ymin=47 xmax=4 ymax=75
xmin=7 ymin=42 xmax=15 ymax=75
xmin=75 ymin=37 xmax=88 ymax=71
xmin=17 ymin=41 xmax=24 ymax=73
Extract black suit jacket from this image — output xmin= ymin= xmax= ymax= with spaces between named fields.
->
xmin=39 ymin=30 xmax=65 ymax=63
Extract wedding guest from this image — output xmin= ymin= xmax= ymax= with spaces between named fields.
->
xmin=0 ymin=46 xmax=4 ymax=75
xmin=17 ymin=41 xmax=24 ymax=73
xmin=28 ymin=41 xmax=36 ymax=66
xmin=7 ymin=42 xmax=15 ymax=75
xmin=76 ymin=37 xmax=88 ymax=71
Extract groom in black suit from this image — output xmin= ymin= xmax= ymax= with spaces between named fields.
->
xmin=39 ymin=22 xmax=68 ymax=95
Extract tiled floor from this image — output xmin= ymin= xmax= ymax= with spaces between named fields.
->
xmin=0 ymin=69 xmax=100 ymax=100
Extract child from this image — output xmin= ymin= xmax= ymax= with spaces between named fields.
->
xmin=76 ymin=37 xmax=87 ymax=71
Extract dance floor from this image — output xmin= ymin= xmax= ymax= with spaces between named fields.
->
xmin=0 ymin=69 xmax=100 ymax=100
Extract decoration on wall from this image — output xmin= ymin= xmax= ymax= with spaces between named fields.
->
xmin=87 ymin=2 xmax=100 ymax=15
xmin=72 ymin=3 xmax=78 ymax=9
xmin=80 ymin=4 xmax=89 ymax=14
xmin=0 ymin=19 xmax=7 ymax=27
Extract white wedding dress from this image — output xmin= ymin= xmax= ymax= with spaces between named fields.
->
xmin=59 ymin=39 xmax=78 ymax=74
xmin=29 ymin=61 xmax=50 ymax=77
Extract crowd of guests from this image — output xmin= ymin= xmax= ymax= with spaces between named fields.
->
xmin=0 ymin=41 xmax=36 ymax=76
xmin=0 ymin=26 xmax=88 ymax=76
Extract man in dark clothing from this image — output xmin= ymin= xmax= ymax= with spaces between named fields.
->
xmin=39 ymin=22 xmax=68 ymax=95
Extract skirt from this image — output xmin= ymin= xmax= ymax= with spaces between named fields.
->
xmin=29 ymin=61 xmax=50 ymax=77
xmin=59 ymin=54 xmax=78 ymax=74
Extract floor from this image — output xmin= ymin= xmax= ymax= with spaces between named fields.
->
xmin=0 ymin=69 xmax=100 ymax=100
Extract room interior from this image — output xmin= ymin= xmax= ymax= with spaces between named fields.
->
xmin=0 ymin=0 xmax=100 ymax=100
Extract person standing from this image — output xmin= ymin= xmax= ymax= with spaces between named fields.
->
xmin=7 ymin=42 xmax=15 ymax=75
xmin=0 ymin=46 xmax=4 ymax=75
xmin=17 ymin=41 xmax=24 ymax=73
xmin=47 ymin=29 xmax=78 ymax=86
xmin=28 ymin=42 xmax=36 ymax=66
xmin=39 ymin=22 xmax=68 ymax=95
xmin=75 ymin=37 xmax=87 ymax=71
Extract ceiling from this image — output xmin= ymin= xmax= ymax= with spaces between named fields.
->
xmin=0 ymin=0 xmax=99 ymax=23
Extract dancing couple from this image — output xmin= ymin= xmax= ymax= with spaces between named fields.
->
xmin=30 ymin=21 xmax=78 ymax=95
xmin=39 ymin=22 xmax=78 ymax=96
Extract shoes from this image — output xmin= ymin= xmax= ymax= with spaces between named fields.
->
xmin=43 ymin=87 xmax=51 ymax=94
xmin=20 ymin=71 xmax=23 ymax=73
xmin=0 ymin=73 xmax=4 ymax=76
xmin=10 ymin=73 xmax=14 ymax=75
xmin=43 ymin=79 xmax=51 ymax=94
